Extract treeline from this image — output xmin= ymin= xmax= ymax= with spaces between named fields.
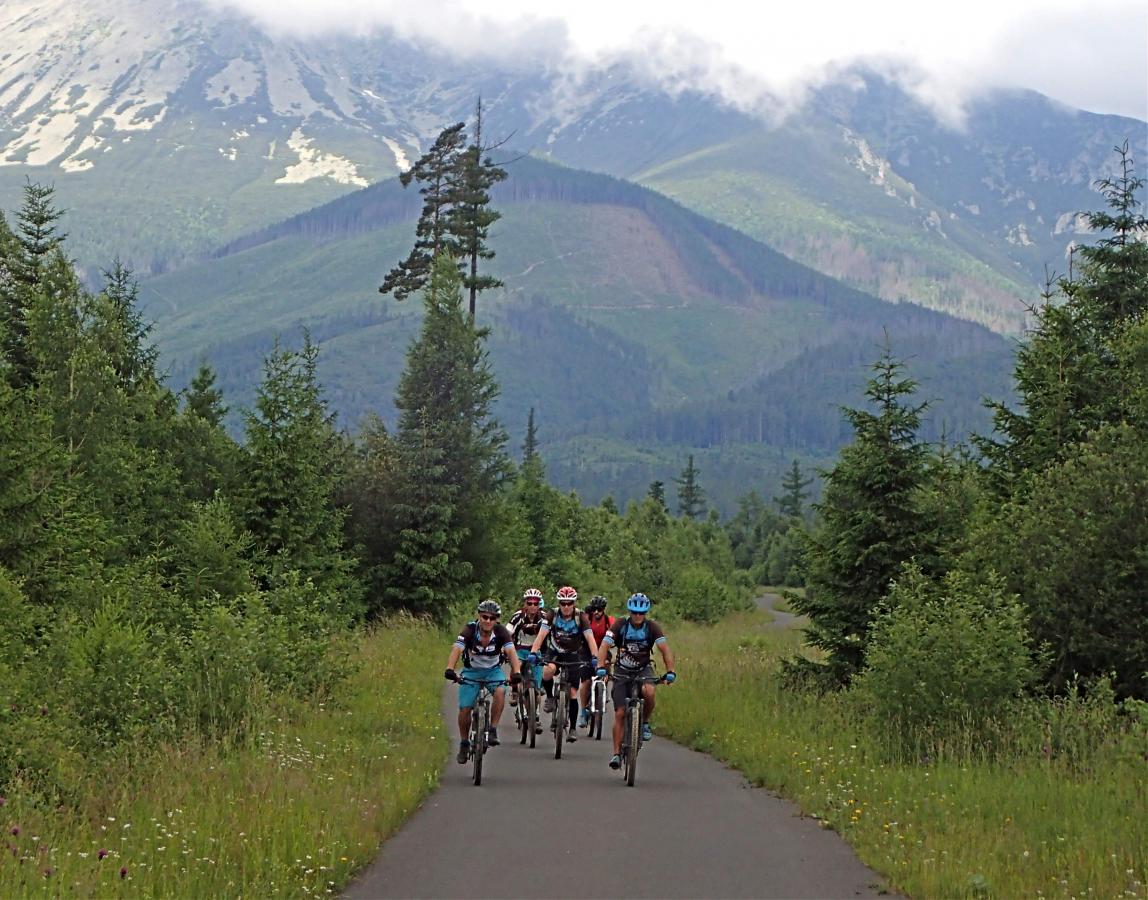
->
xmin=787 ymin=146 xmax=1148 ymax=751
xmin=0 ymin=184 xmax=749 ymax=799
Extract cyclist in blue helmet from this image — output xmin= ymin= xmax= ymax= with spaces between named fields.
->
xmin=595 ymin=592 xmax=677 ymax=769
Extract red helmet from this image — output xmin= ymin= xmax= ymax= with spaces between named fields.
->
xmin=556 ymin=586 xmax=578 ymax=603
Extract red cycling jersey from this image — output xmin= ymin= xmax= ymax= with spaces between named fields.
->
xmin=588 ymin=613 xmax=615 ymax=646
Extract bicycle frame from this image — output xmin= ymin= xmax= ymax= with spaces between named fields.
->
xmin=456 ymin=676 xmax=508 ymax=786
xmin=616 ymin=673 xmax=665 ymax=787
xmin=547 ymin=659 xmax=584 ymax=759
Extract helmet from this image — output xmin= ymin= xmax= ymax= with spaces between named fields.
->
xmin=522 ymin=587 xmax=543 ymax=604
xmin=476 ymin=599 xmax=501 ymax=617
xmin=588 ymin=595 xmax=608 ymax=612
xmin=626 ymin=593 xmax=652 ymax=614
xmin=556 ymin=586 xmax=578 ymax=603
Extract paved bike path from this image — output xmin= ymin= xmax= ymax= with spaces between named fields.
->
xmin=344 ymin=686 xmax=888 ymax=899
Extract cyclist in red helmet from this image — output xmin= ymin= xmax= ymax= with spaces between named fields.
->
xmin=527 ymin=586 xmax=599 ymax=743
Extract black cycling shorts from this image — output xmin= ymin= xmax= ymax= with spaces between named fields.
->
xmin=611 ymin=665 xmax=655 ymax=708
xmin=544 ymin=650 xmax=585 ymax=689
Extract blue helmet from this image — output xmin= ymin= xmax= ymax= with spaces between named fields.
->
xmin=627 ymin=593 xmax=652 ymax=613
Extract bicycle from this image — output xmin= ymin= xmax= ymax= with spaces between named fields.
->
xmin=455 ymin=675 xmax=509 ymax=786
xmin=515 ymin=659 xmax=543 ymax=749
xmin=588 ymin=671 xmax=609 ymax=741
xmin=548 ymin=659 xmax=583 ymax=759
xmin=616 ymin=672 xmax=666 ymax=787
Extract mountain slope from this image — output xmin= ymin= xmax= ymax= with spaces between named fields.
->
xmin=140 ymin=156 xmax=1015 ymax=460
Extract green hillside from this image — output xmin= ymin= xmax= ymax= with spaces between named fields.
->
xmin=141 ymin=156 xmax=1015 ymax=507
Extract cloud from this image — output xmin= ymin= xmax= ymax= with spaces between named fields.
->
xmin=209 ymin=0 xmax=1148 ymax=122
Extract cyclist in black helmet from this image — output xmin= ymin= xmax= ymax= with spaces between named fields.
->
xmin=445 ymin=599 xmax=523 ymax=764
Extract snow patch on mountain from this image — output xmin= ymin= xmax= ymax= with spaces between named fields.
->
xmin=275 ymin=128 xmax=367 ymax=186
xmin=381 ymin=136 xmax=411 ymax=172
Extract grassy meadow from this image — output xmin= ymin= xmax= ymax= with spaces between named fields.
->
xmin=0 ymin=618 xmax=444 ymax=897
xmin=658 ymin=609 xmax=1147 ymax=899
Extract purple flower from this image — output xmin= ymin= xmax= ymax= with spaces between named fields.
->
xmin=98 ymin=848 xmax=109 ymax=860
xmin=9 ymin=826 xmax=18 ymax=836
xmin=120 ymin=866 xmax=128 ymax=879
xmin=42 ymin=867 xmax=53 ymax=878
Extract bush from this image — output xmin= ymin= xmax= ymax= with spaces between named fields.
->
xmin=664 ymin=564 xmax=738 ymax=624
xmin=851 ymin=563 xmax=1035 ymax=756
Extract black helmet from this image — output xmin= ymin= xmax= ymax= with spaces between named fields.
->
xmin=588 ymin=595 xmax=608 ymax=612
xmin=476 ymin=599 xmax=501 ymax=617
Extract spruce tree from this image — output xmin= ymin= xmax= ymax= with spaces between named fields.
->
xmin=980 ymin=143 xmax=1148 ymax=491
xmin=774 ymin=459 xmax=813 ymax=520
xmin=447 ymin=98 xmax=507 ymax=319
xmin=185 ymin=362 xmax=228 ymax=427
xmin=674 ymin=454 xmax=706 ymax=519
xmin=385 ymin=255 xmax=508 ymax=611
xmin=647 ymin=480 xmax=667 ymax=509
xmin=792 ymin=343 xmax=931 ymax=686
xmin=522 ymin=406 xmax=539 ymax=462
xmin=379 ymin=123 xmax=466 ymax=301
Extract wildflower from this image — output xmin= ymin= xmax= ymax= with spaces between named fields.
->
xmin=10 ymin=826 xmax=19 ymax=836
xmin=42 ymin=866 xmax=53 ymax=877
xmin=98 ymin=849 xmax=109 ymax=860
xmin=0 ymin=796 xmax=6 ymax=807
xmin=120 ymin=866 xmax=128 ymax=879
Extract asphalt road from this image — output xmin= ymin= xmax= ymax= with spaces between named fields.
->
xmin=345 ymin=603 xmax=888 ymax=900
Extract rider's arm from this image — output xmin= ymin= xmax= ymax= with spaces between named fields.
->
xmin=501 ymin=638 xmax=522 ymax=675
xmin=596 ymin=632 xmax=615 ymax=669
xmin=656 ymin=637 xmax=675 ymax=673
xmin=581 ymin=614 xmax=599 ymax=658
xmin=447 ymin=644 xmax=463 ymax=670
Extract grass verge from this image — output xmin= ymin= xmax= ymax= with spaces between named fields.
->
xmin=0 ymin=617 xmax=444 ymax=897
xmin=657 ymin=610 xmax=1147 ymax=899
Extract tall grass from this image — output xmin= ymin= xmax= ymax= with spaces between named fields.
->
xmin=0 ymin=617 xmax=445 ymax=897
xmin=658 ymin=611 xmax=1147 ymax=899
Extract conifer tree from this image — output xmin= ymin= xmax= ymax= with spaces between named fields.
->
xmin=774 ymin=459 xmax=813 ymax=520
xmin=185 ymin=362 xmax=228 ymax=427
xmin=447 ymin=98 xmax=507 ymax=319
xmin=792 ymin=343 xmax=931 ymax=686
xmin=647 ymin=480 xmax=667 ymax=509
xmin=980 ymin=143 xmax=1148 ymax=491
xmin=384 ymin=256 xmax=508 ymax=612
xmin=522 ymin=406 xmax=539 ymax=462
xmin=379 ymin=123 xmax=466 ymax=301
xmin=243 ymin=334 xmax=355 ymax=594
xmin=674 ymin=454 xmax=706 ymax=519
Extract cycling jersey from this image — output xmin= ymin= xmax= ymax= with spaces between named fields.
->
xmin=604 ymin=617 xmax=666 ymax=671
xmin=587 ymin=613 xmax=615 ymax=646
xmin=508 ymin=609 xmax=548 ymax=650
xmin=454 ymin=622 xmax=514 ymax=670
xmin=541 ymin=609 xmax=593 ymax=654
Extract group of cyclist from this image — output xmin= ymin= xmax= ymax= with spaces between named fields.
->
xmin=445 ymin=587 xmax=676 ymax=771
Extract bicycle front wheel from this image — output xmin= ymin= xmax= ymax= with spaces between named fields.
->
xmin=553 ymin=695 xmax=566 ymax=759
xmin=473 ymin=701 xmax=488 ymax=786
xmin=527 ymin=688 xmax=538 ymax=749
xmin=625 ymin=704 xmax=640 ymax=787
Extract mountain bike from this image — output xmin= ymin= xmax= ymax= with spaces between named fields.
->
xmin=456 ymin=675 xmax=508 ymax=786
xmin=616 ymin=672 xmax=666 ymax=787
xmin=515 ymin=659 xmax=542 ymax=748
xmin=548 ymin=659 xmax=583 ymax=759
xmin=588 ymin=671 xmax=609 ymax=741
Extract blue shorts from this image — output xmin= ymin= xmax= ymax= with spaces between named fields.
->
xmin=516 ymin=649 xmax=544 ymax=690
xmin=458 ymin=667 xmax=507 ymax=709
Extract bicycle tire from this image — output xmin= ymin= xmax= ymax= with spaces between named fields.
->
xmin=592 ymin=680 xmax=605 ymax=740
xmin=518 ymin=687 xmax=528 ymax=745
xmin=554 ymin=673 xmax=567 ymax=759
xmin=473 ymin=701 xmax=487 ymax=786
xmin=527 ymin=688 xmax=538 ymax=749
xmin=625 ymin=703 xmax=640 ymax=786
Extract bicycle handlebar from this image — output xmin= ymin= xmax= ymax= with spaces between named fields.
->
xmin=454 ymin=677 xmax=511 ymax=687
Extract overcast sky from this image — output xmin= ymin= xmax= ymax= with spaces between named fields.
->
xmin=216 ymin=0 xmax=1148 ymax=122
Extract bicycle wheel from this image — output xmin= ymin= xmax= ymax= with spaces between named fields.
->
xmin=625 ymin=703 xmax=641 ymax=787
xmin=553 ymin=676 xmax=567 ymax=760
xmin=473 ymin=700 xmax=487 ymax=786
xmin=592 ymin=681 xmax=605 ymax=740
xmin=518 ymin=687 xmax=528 ymax=745
xmin=527 ymin=688 xmax=538 ymax=749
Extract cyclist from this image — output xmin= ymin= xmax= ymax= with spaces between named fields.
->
xmin=445 ymin=599 xmax=523 ymax=764
xmin=594 ymin=592 xmax=676 ymax=770
xmin=527 ymin=586 xmax=599 ymax=743
xmin=508 ymin=588 xmax=547 ymax=728
xmin=578 ymin=595 xmax=614 ymax=729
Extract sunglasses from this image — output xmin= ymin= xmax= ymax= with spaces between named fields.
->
xmin=478 ymin=614 xmax=498 ymax=621
xmin=558 ymin=600 xmax=575 ymax=606
xmin=524 ymin=601 xmax=541 ymax=606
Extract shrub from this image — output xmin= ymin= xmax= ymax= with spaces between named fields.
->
xmin=665 ymin=564 xmax=738 ymax=624
xmin=852 ymin=563 xmax=1035 ymax=756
